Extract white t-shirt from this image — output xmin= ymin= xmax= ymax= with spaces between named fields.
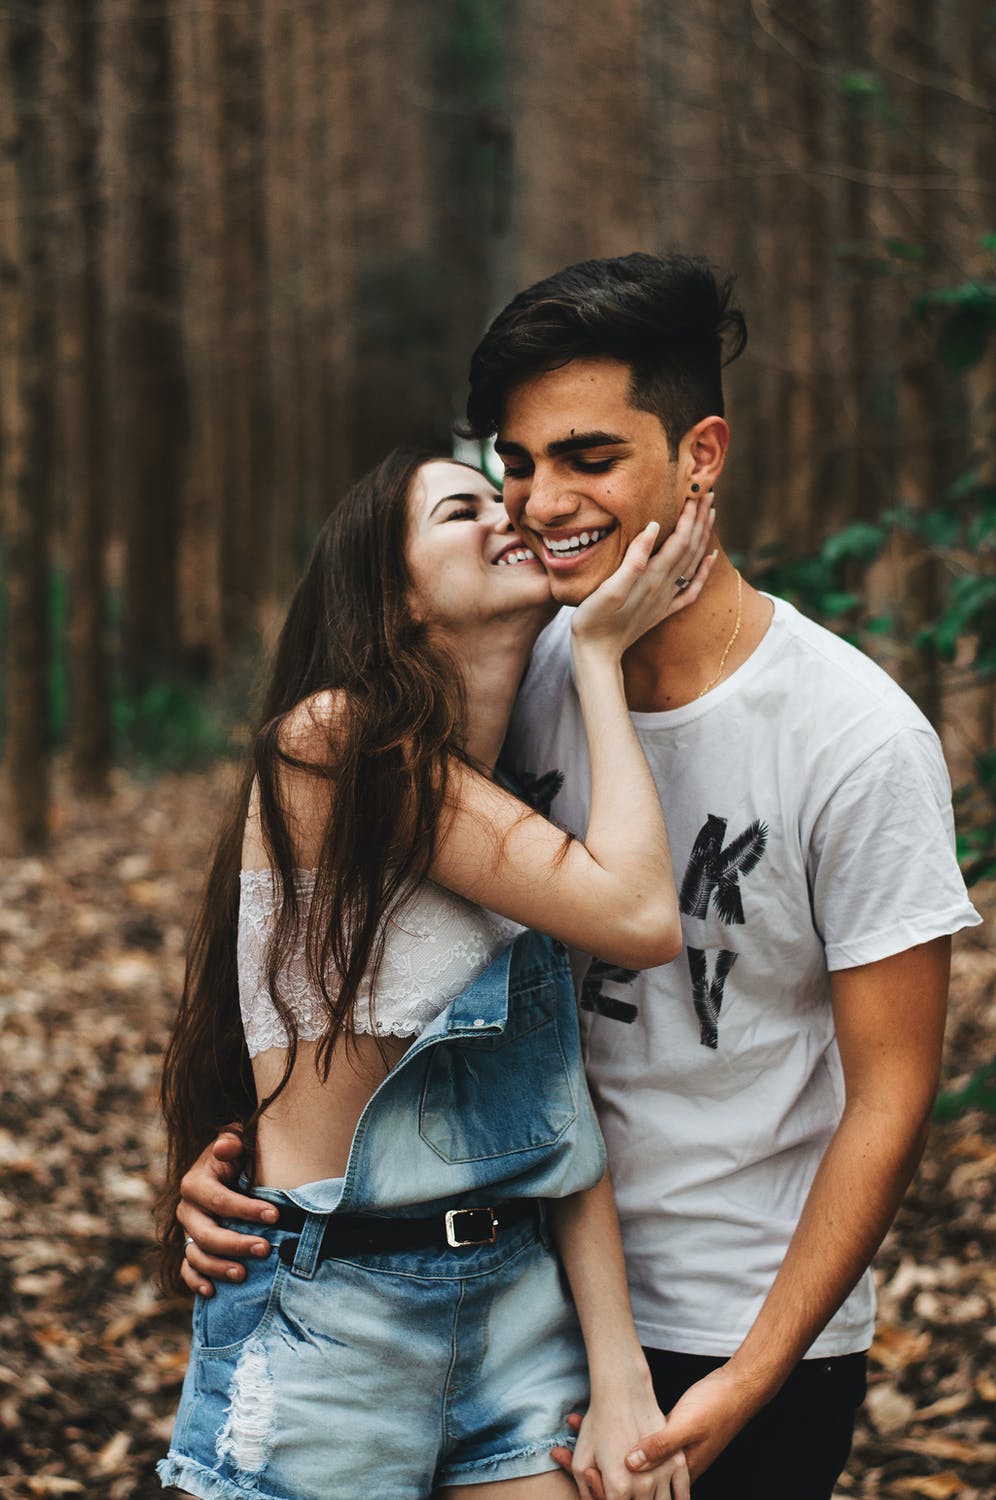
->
xmin=504 ymin=596 xmax=981 ymax=1358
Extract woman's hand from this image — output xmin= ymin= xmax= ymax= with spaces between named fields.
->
xmin=570 ymin=492 xmax=715 ymax=659
xmin=176 ymin=1129 xmax=277 ymax=1296
xmin=560 ymin=1378 xmax=691 ymax=1500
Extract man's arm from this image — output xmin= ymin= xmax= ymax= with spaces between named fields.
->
xmin=176 ymin=1131 xmax=275 ymax=1295
xmin=627 ymin=935 xmax=950 ymax=1481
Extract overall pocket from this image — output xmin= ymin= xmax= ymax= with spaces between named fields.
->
xmin=419 ymin=984 xmax=577 ymax=1164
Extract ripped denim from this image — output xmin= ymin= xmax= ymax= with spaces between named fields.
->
xmin=158 ymin=932 xmax=603 ymax=1498
xmin=156 ymin=1202 xmax=586 ymax=1499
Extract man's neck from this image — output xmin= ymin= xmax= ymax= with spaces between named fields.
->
xmin=621 ymin=553 xmax=774 ymax=712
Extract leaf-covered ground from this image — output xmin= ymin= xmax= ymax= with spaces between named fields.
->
xmin=0 ymin=767 xmax=992 ymax=1498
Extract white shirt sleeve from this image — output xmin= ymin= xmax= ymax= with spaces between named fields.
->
xmin=808 ymin=726 xmax=982 ymax=970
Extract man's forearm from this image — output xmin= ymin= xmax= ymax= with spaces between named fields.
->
xmin=726 ymin=1097 xmax=930 ymax=1405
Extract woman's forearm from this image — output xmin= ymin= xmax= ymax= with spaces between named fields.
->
xmin=571 ymin=639 xmax=678 ymax=954
xmin=548 ymin=1171 xmax=653 ymax=1398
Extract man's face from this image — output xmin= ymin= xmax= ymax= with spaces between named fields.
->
xmin=495 ymin=358 xmax=684 ymax=605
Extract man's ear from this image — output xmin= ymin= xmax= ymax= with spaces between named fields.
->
xmin=681 ymin=416 xmax=729 ymax=492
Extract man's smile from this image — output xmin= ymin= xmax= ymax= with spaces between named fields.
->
xmin=532 ymin=523 xmax=618 ymax=568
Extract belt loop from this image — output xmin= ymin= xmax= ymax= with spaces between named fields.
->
xmin=288 ymin=1210 xmax=326 ymax=1280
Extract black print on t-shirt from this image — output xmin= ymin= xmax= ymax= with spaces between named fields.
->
xmin=514 ymin=768 xmax=565 ymax=818
xmin=686 ymin=947 xmax=738 ymax=1050
xmin=580 ymin=959 xmax=640 ymax=1024
xmin=679 ymin=816 xmax=768 ymax=925
xmin=680 ymin=815 xmax=767 ymax=1048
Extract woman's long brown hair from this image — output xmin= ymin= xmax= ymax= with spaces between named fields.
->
xmin=157 ymin=448 xmax=470 ymax=1289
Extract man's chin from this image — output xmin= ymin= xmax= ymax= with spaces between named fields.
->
xmin=546 ymin=571 xmax=607 ymax=607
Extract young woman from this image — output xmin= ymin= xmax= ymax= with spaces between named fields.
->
xmin=157 ymin=449 xmax=713 ymax=1500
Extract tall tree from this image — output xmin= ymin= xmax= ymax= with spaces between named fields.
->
xmin=0 ymin=8 xmax=55 ymax=852
xmin=103 ymin=0 xmax=187 ymax=693
xmin=51 ymin=0 xmax=112 ymax=795
xmin=505 ymin=0 xmax=654 ymax=294
xmin=865 ymin=0 xmax=945 ymax=721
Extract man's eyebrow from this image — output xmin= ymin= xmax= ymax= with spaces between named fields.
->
xmin=494 ymin=431 xmax=629 ymax=459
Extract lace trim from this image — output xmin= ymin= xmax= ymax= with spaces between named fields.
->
xmin=237 ymin=869 xmax=521 ymax=1056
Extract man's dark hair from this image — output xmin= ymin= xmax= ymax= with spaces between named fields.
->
xmin=465 ymin=252 xmax=747 ymax=454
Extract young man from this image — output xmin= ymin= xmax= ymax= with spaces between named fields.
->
xmin=177 ymin=254 xmax=980 ymax=1498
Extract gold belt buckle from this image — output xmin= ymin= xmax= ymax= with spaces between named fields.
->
xmin=444 ymin=1207 xmax=498 ymax=1248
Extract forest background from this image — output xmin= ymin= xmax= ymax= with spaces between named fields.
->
xmin=0 ymin=1 xmax=993 ymax=1496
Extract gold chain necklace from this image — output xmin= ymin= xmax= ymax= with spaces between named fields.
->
xmin=696 ymin=570 xmax=743 ymax=699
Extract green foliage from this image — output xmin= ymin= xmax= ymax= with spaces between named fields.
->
xmin=752 ymin=481 xmax=994 ymax=846
xmin=886 ymin=238 xmax=927 ymax=263
xmin=113 ymin=678 xmax=235 ymax=771
xmin=446 ymin=0 xmax=503 ymax=103
xmin=934 ymin=1059 xmax=996 ymax=1121
xmin=838 ymin=69 xmax=897 ymax=126
xmin=915 ymin=278 xmax=996 ymax=372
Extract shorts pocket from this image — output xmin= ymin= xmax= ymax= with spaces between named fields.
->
xmin=192 ymin=1241 xmax=286 ymax=1354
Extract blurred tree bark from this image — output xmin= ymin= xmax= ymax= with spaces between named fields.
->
xmin=51 ymin=0 xmax=112 ymax=796
xmin=172 ymin=0 xmax=224 ymax=674
xmin=103 ymin=0 xmax=187 ymax=694
xmin=504 ymin=0 xmax=654 ymax=294
xmin=213 ymin=1 xmax=269 ymax=654
xmin=0 ymin=9 xmax=54 ymax=852
xmin=865 ymin=0 xmax=943 ymax=723
xmin=1 ymin=0 xmax=990 ymax=808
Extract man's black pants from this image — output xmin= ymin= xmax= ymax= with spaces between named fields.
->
xmin=643 ymin=1348 xmax=868 ymax=1499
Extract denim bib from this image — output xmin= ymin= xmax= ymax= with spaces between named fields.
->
xmin=277 ymin=927 xmax=606 ymax=1218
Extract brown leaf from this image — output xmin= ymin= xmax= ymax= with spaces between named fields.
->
xmin=911 ymin=1392 xmax=972 ymax=1421
xmin=900 ymin=1434 xmax=990 ymax=1462
xmin=95 ymin=1430 xmax=131 ymax=1474
xmin=888 ymin=1473 xmax=962 ymax=1499
xmin=870 ymin=1325 xmax=933 ymax=1371
xmin=865 ymin=1383 xmax=916 ymax=1435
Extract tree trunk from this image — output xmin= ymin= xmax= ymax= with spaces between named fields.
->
xmin=103 ymin=0 xmax=186 ymax=694
xmin=505 ymin=0 xmax=654 ymax=294
xmin=52 ymin=0 xmax=112 ymax=796
xmin=865 ymin=0 xmax=944 ymax=723
xmin=0 ymin=10 xmax=54 ymax=852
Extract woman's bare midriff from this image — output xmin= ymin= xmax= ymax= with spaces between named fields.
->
xmin=250 ymin=1032 xmax=412 ymax=1187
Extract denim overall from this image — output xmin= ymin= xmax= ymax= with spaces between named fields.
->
xmin=159 ymin=929 xmax=606 ymax=1500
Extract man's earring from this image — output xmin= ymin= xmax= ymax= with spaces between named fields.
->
xmin=690 ymin=482 xmax=701 ymax=493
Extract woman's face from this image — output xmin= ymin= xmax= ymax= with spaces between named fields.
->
xmin=405 ymin=460 xmax=553 ymax=633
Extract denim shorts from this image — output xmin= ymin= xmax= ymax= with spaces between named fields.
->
xmin=158 ymin=1196 xmax=587 ymax=1499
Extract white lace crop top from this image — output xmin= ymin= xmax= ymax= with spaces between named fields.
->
xmin=237 ymin=869 xmax=524 ymax=1057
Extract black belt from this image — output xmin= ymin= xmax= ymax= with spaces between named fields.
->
xmin=274 ymin=1200 xmax=538 ymax=1265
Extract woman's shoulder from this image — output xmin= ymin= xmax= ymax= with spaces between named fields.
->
xmin=277 ymin=689 xmax=350 ymax=762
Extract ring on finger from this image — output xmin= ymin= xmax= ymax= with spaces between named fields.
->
xmin=183 ymin=1234 xmax=196 ymax=1252
xmin=675 ymin=575 xmax=691 ymax=591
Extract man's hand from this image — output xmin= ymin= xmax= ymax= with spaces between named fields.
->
xmin=551 ymin=1407 xmax=690 ymax=1500
xmin=624 ymin=1362 xmax=764 ymax=1482
xmin=176 ymin=1130 xmax=277 ymax=1296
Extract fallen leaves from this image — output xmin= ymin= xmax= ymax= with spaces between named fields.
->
xmin=889 ymin=1475 xmax=963 ymax=1499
